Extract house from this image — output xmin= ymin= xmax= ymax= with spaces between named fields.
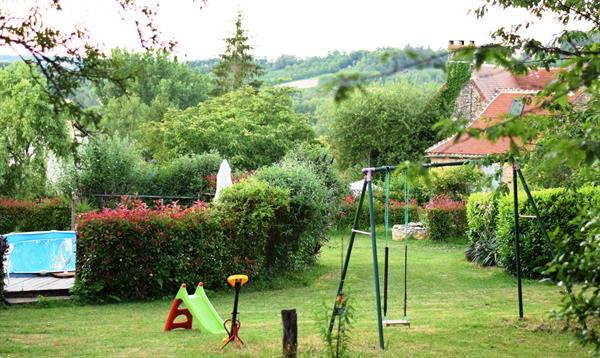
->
xmin=425 ymin=40 xmax=566 ymax=184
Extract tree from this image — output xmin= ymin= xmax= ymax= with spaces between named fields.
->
xmin=211 ymin=12 xmax=264 ymax=96
xmin=0 ymin=63 xmax=69 ymax=198
xmin=330 ymin=82 xmax=439 ymax=170
xmin=158 ymin=86 xmax=315 ymax=169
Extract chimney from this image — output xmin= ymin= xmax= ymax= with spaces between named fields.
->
xmin=448 ymin=40 xmax=475 ymax=61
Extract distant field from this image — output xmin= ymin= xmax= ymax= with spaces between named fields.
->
xmin=0 ymin=230 xmax=585 ymax=357
xmin=277 ymin=77 xmax=320 ymax=89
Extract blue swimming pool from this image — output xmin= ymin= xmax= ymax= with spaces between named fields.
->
xmin=3 ymin=231 xmax=76 ymax=274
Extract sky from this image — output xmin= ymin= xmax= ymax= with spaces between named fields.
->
xmin=0 ymin=0 xmax=592 ymax=60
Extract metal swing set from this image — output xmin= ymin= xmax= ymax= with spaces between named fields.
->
xmin=328 ymin=159 xmax=561 ymax=350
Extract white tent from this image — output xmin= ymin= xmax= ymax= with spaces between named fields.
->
xmin=214 ymin=159 xmax=233 ymax=202
xmin=349 ymin=180 xmax=379 ymax=197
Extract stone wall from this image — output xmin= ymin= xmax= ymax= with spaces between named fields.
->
xmin=454 ymin=82 xmax=485 ymax=121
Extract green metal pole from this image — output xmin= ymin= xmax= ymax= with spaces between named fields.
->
xmin=403 ymin=169 xmax=408 ymax=320
xmin=328 ymin=179 xmax=368 ymax=335
xmin=513 ymin=162 xmax=524 ymax=320
xmin=367 ymin=170 xmax=385 ymax=349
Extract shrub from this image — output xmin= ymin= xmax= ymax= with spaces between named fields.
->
xmin=422 ymin=196 xmax=467 ymax=241
xmin=0 ymin=197 xmax=70 ymax=233
xmin=74 ymin=201 xmax=227 ymax=301
xmin=64 ymin=136 xmax=143 ymax=197
xmin=496 ymin=186 xmax=600 ymax=278
xmin=215 ymin=179 xmax=290 ymax=276
xmin=430 ymin=166 xmax=485 ymax=201
xmin=465 ymin=192 xmax=499 ymax=266
xmin=156 ymin=152 xmax=221 ymax=196
xmin=254 ymin=162 xmax=334 ymax=269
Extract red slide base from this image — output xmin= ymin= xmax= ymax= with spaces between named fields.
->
xmin=164 ymin=298 xmax=193 ymax=331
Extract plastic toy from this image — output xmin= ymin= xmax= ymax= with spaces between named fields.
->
xmin=164 ymin=282 xmax=226 ymax=334
xmin=221 ymin=274 xmax=249 ymax=348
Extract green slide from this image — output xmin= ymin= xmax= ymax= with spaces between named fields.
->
xmin=176 ymin=284 xmax=226 ymax=334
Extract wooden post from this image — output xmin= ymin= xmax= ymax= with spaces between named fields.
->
xmin=281 ymin=309 xmax=297 ymax=358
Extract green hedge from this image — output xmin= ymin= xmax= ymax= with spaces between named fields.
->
xmin=74 ymin=203 xmax=230 ymax=301
xmin=254 ymin=162 xmax=334 ymax=269
xmin=496 ymin=186 xmax=600 ymax=278
xmin=75 ymin=170 xmax=334 ymax=302
xmin=465 ymin=192 xmax=499 ymax=266
xmin=215 ymin=179 xmax=290 ymax=276
xmin=0 ymin=198 xmax=70 ymax=234
xmin=422 ymin=197 xmax=467 ymax=241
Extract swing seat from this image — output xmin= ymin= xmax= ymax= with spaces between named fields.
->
xmin=383 ymin=318 xmax=410 ymax=327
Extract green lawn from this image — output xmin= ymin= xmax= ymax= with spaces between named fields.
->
xmin=0 ymin=231 xmax=586 ymax=357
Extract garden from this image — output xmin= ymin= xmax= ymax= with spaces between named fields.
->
xmin=1 ymin=1 xmax=599 ymax=357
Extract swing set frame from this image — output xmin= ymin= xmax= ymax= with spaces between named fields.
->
xmin=328 ymin=159 xmax=558 ymax=350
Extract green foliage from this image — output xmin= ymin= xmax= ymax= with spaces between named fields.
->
xmin=64 ymin=136 xmax=144 ymax=197
xmin=215 ymin=179 xmax=290 ymax=275
xmin=465 ymin=192 xmax=499 ymax=266
xmin=422 ymin=197 xmax=467 ymax=241
xmin=95 ymin=49 xmax=211 ymax=111
xmin=321 ymin=293 xmax=354 ymax=358
xmin=155 ymin=152 xmax=221 ymax=196
xmin=159 ymin=86 xmax=315 ymax=169
xmin=496 ymin=187 xmax=600 ymax=279
xmin=545 ymin=205 xmax=600 ymax=354
xmin=74 ymin=204 xmax=228 ymax=301
xmin=211 ymin=12 xmax=263 ymax=96
xmin=254 ymin=162 xmax=335 ymax=269
xmin=430 ymin=166 xmax=486 ymax=201
xmin=0 ymin=63 xmax=69 ymax=198
xmin=330 ymin=82 xmax=439 ymax=170
xmin=0 ymin=197 xmax=70 ymax=233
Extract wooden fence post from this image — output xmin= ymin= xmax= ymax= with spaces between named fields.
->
xmin=281 ymin=309 xmax=297 ymax=358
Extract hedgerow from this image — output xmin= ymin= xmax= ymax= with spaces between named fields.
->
xmin=465 ymin=192 xmax=499 ymax=266
xmin=0 ymin=197 xmax=70 ymax=233
xmin=496 ymin=186 xmax=600 ymax=278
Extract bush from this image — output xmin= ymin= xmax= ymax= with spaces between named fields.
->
xmin=430 ymin=166 xmax=485 ymax=201
xmin=465 ymin=192 xmax=499 ymax=266
xmin=254 ymin=162 xmax=334 ymax=269
xmin=74 ymin=201 xmax=228 ymax=301
xmin=0 ymin=197 xmax=70 ymax=233
xmin=215 ymin=179 xmax=290 ymax=275
xmin=496 ymin=186 xmax=600 ymax=278
xmin=156 ymin=152 xmax=221 ymax=196
xmin=422 ymin=196 xmax=467 ymax=241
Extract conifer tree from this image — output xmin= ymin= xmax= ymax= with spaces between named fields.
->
xmin=211 ymin=12 xmax=263 ymax=96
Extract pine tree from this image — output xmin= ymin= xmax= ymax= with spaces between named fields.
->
xmin=211 ymin=12 xmax=263 ymax=96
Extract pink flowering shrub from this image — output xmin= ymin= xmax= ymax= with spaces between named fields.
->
xmin=422 ymin=195 xmax=467 ymax=241
xmin=0 ymin=197 xmax=70 ymax=233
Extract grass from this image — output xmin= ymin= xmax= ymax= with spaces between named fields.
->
xmin=0 ymin=230 xmax=586 ymax=357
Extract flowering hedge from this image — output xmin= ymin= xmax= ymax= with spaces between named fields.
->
xmin=0 ymin=197 xmax=70 ymax=234
xmin=421 ymin=196 xmax=467 ymax=241
xmin=75 ymin=174 xmax=327 ymax=302
xmin=74 ymin=200 xmax=230 ymax=301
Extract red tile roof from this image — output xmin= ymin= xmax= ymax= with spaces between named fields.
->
xmin=426 ymin=91 xmax=543 ymax=157
xmin=471 ymin=66 xmax=561 ymax=101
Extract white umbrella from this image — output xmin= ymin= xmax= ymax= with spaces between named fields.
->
xmin=214 ymin=159 xmax=233 ymax=202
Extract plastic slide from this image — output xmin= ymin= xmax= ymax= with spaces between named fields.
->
xmin=165 ymin=283 xmax=226 ymax=334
